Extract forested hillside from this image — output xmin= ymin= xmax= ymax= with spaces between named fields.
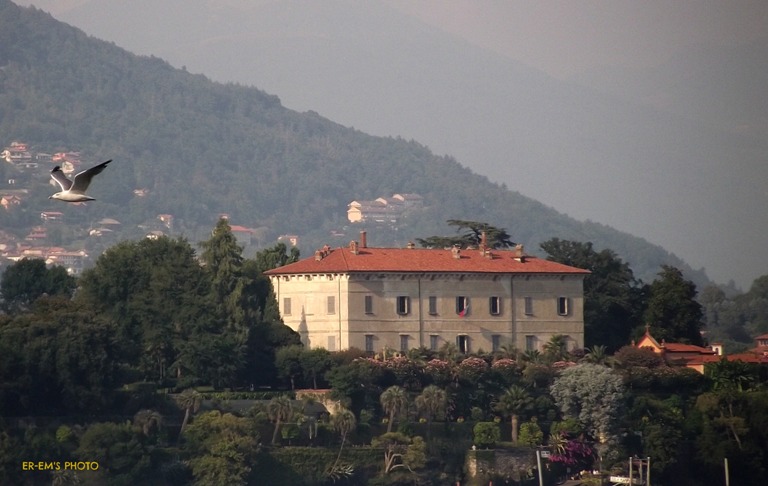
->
xmin=0 ymin=0 xmax=707 ymax=286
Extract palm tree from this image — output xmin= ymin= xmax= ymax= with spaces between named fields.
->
xmin=175 ymin=389 xmax=202 ymax=435
xmin=133 ymin=409 xmax=163 ymax=437
xmin=543 ymin=334 xmax=569 ymax=362
xmin=415 ymin=385 xmax=447 ymax=441
xmin=583 ymin=345 xmax=610 ymax=365
xmin=381 ymin=385 xmax=409 ymax=433
xmin=267 ymin=395 xmax=293 ymax=445
xmin=330 ymin=408 xmax=357 ymax=472
xmin=493 ymin=385 xmax=533 ymax=444
xmin=521 ymin=349 xmax=542 ymax=364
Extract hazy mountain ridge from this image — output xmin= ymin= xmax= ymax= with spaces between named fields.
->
xmin=0 ymin=0 xmax=712 ymax=287
xmin=19 ymin=0 xmax=766 ymax=288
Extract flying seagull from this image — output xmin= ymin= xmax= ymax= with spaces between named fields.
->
xmin=49 ymin=159 xmax=112 ymax=202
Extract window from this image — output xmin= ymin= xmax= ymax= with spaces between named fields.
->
xmin=364 ymin=295 xmax=373 ymax=314
xmin=525 ymin=335 xmax=536 ymax=351
xmin=400 ymin=335 xmax=409 ymax=352
xmin=305 ymin=296 xmax=314 ymax=315
xmin=557 ymin=297 xmax=570 ymax=316
xmin=283 ymin=297 xmax=292 ymax=316
xmin=428 ymin=296 xmax=438 ymax=315
xmin=365 ymin=334 xmax=375 ymax=353
xmin=396 ymin=296 xmax=410 ymax=315
xmin=327 ymin=296 xmax=336 ymax=314
xmin=327 ymin=336 xmax=336 ymax=351
xmin=524 ymin=296 xmax=533 ymax=315
xmin=457 ymin=335 xmax=469 ymax=354
xmin=489 ymin=296 xmax=501 ymax=315
xmin=430 ymin=335 xmax=440 ymax=351
xmin=492 ymin=335 xmax=501 ymax=352
xmin=456 ymin=296 xmax=469 ymax=316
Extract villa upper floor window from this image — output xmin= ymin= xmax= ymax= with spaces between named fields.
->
xmin=396 ymin=295 xmax=410 ymax=315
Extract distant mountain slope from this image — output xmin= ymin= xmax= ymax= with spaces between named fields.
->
xmin=17 ymin=0 xmax=768 ymax=289
xmin=0 ymin=0 xmax=706 ymax=286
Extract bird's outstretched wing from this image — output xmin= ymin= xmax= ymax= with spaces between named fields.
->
xmin=70 ymin=159 xmax=112 ymax=194
xmin=50 ymin=166 xmax=73 ymax=191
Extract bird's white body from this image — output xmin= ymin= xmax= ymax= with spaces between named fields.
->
xmin=49 ymin=159 xmax=112 ymax=202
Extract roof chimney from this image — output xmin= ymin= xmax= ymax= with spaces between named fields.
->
xmin=514 ymin=244 xmax=526 ymax=262
xmin=406 ymin=241 xmax=415 ymax=249
xmin=360 ymin=231 xmax=367 ymax=249
xmin=349 ymin=240 xmax=359 ymax=255
xmin=451 ymin=245 xmax=461 ymax=259
xmin=480 ymin=231 xmax=487 ymax=249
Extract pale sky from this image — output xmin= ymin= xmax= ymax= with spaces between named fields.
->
xmin=385 ymin=0 xmax=768 ymax=78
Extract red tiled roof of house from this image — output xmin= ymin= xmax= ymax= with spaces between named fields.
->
xmin=754 ymin=333 xmax=768 ymax=340
xmin=265 ymin=246 xmax=590 ymax=275
xmin=662 ymin=343 xmax=716 ymax=354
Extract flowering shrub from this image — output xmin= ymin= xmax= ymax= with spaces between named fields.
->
xmin=548 ymin=436 xmax=595 ymax=469
xmin=551 ymin=360 xmax=577 ymax=370
xmin=384 ymin=355 xmax=423 ymax=386
xmin=491 ymin=358 xmax=520 ymax=384
xmin=424 ymin=359 xmax=454 ymax=385
xmin=458 ymin=357 xmax=489 ymax=383
xmin=491 ymin=358 xmax=518 ymax=371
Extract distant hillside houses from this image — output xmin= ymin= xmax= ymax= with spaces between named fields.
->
xmin=347 ymin=193 xmax=423 ymax=223
xmin=1 ymin=244 xmax=89 ymax=275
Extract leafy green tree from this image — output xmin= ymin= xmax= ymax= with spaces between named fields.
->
xmin=541 ymin=238 xmax=642 ymax=351
xmin=183 ymin=410 xmax=260 ymax=486
xmin=76 ymin=237 xmax=213 ymax=381
xmin=518 ymin=418 xmax=544 ymax=447
xmin=275 ymin=344 xmax=304 ymax=390
xmin=550 ymin=364 xmax=626 ymax=454
xmin=417 ymin=220 xmax=515 ymax=249
xmin=0 ymin=298 xmax=120 ymax=415
xmin=252 ymin=242 xmax=300 ymax=273
xmin=1 ymin=258 xmax=76 ymax=313
xmin=644 ymin=265 xmax=704 ymax=345
xmin=327 ymin=358 xmax=385 ymax=416
xmin=626 ymin=394 xmax=686 ymax=482
xmin=199 ymin=218 xmax=245 ymax=330
xmin=493 ymin=385 xmax=533 ymax=444
xmin=75 ymin=422 xmax=153 ymax=485
xmin=612 ymin=345 xmax=665 ymax=369
xmin=705 ymin=358 xmax=760 ymax=393
xmin=300 ymin=347 xmax=332 ymax=390
xmin=473 ymin=422 xmax=501 ymax=448
xmin=380 ymin=385 xmax=409 ymax=433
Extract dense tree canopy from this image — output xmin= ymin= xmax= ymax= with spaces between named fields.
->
xmin=550 ymin=364 xmax=626 ymax=453
xmin=645 ymin=265 xmax=704 ymax=345
xmin=0 ymin=258 xmax=76 ymax=313
xmin=541 ymin=238 xmax=644 ymax=351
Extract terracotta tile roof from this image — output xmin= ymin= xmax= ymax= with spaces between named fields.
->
xmin=265 ymin=246 xmax=590 ymax=275
xmin=663 ymin=343 xmax=716 ymax=354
